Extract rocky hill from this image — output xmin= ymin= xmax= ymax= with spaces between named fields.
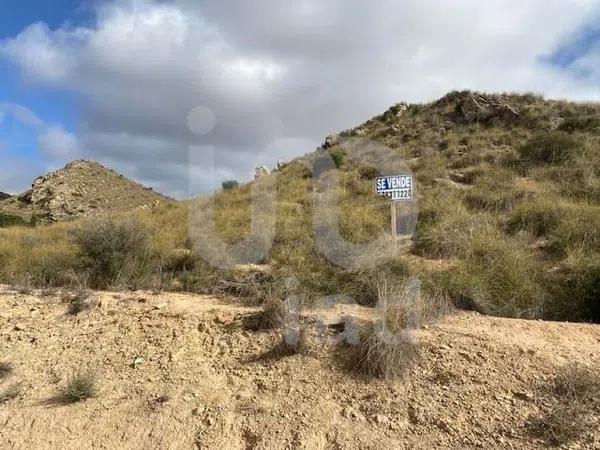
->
xmin=0 ymin=160 xmax=169 ymax=222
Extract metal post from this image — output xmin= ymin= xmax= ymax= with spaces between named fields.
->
xmin=391 ymin=201 xmax=397 ymax=256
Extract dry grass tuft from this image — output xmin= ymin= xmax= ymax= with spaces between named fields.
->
xmin=341 ymin=320 xmax=418 ymax=379
xmin=528 ymin=364 xmax=600 ymax=446
xmin=67 ymin=291 xmax=97 ymax=315
xmin=273 ymin=327 xmax=309 ymax=356
xmin=243 ymin=295 xmax=287 ymax=331
xmin=62 ymin=371 xmax=98 ymax=403
xmin=0 ymin=382 xmax=23 ymax=402
xmin=338 ymin=281 xmax=422 ymax=379
xmin=0 ymin=361 xmax=14 ymax=380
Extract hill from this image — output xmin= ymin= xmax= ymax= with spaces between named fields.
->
xmin=0 ymin=160 xmax=169 ymax=223
xmin=0 ymin=192 xmax=10 ymax=201
xmin=0 ymin=287 xmax=598 ymax=449
xmin=0 ymin=91 xmax=598 ymax=324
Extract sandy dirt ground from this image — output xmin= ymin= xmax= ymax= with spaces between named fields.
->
xmin=0 ymin=286 xmax=599 ymax=449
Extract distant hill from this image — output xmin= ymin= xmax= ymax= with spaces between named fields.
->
xmin=0 ymin=192 xmax=10 ymax=200
xmin=0 ymin=160 xmax=170 ymax=222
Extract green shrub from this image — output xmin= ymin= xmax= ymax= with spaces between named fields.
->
xmin=221 ymin=180 xmax=239 ymax=190
xmin=332 ymin=258 xmax=411 ymax=307
xmin=506 ymin=198 xmax=563 ymax=236
xmin=415 ymin=190 xmax=497 ymax=258
xmin=0 ymin=213 xmax=28 ymax=228
xmin=465 ymin=188 xmax=524 ymax=212
xmin=518 ymin=131 xmax=581 ymax=165
xmin=464 ymin=168 xmax=524 ymax=212
xmin=448 ymin=236 xmax=547 ymax=318
xmin=551 ymin=256 xmax=600 ymax=322
xmin=331 ymin=150 xmax=345 ymax=169
xmin=548 ymin=204 xmax=600 ymax=255
xmin=558 ymin=116 xmax=600 ymax=133
xmin=71 ymin=218 xmax=153 ymax=289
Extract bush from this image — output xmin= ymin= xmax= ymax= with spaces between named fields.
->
xmin=415 ymin=189 xmax=497 ymax=258
xmin=558 ymin=116 xmax=600 ymax=133
xmin=518 ymin=131 xmax=581 ymax=165
xmin=448 ymin=236 xmax=547 ymax=318
xmin=506 ymin=198 xmax=563 ymax=237
xmin=71 ymin=218 xmax=153 ymax=289
xmin=548 ymin=204 xmax=600 ymax=256
xmin=464 ymin=168 xmax=524 ymax=212
xmin=551 ymin=256 xmax=600 ymax=322
xmin=162 ymin=249 xmax=198 ymax=272
xmin=63 ymin=371 xmax=97 ymax=403
xmin=465 ymin=188 xmax=524 ymax=212
xmin=330 ymin=150 xmax=345 ymax=169
xmin=0 ymin=213 xmax=28 ymax=228
xmin=222 ymin=180 xmax=239 ymax=190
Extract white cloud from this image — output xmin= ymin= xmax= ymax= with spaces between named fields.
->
xmin=38 ymin=126 xmax=80 ymax=157
xmin=2 ymin=0 xmax=600 ymax=196
xmin=0 ymin=102 xmax=44 ymax=129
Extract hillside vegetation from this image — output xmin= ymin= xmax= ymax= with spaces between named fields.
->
xmin=0 ymin=91 xmax=599 ymax=323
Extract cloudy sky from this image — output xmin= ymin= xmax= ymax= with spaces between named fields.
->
xmin=1 ymin=0 xmax=600 ymax=196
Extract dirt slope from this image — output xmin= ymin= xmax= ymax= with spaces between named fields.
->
xmin=0 ymin=287 xmax=599 ymax=449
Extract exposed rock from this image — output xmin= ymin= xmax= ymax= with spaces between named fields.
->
xmin=0 ymin=160 xmax=169 ymax=223
xmin=455 ymin=93 xmax=520 ymax=124
xmin=322 ymin=134 xmax=340 ymax=149
xmin=254 ymin=166 xmax=271 ymax=179
xmin=382 ymin=102 xmax=408 ymax=121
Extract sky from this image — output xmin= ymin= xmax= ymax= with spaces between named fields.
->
xmin=1 ymin=0 xmax=600 ymax=197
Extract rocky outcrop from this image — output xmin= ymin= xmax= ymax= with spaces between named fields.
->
xmin=434 ymin=91 xmax=521 ymax=125
xmin=456 ymin=94 xmax=520 ymax=124
xmin=0 ymin=160 xmax=169 ymax=222
xmin=254 ymin=166 xmax=271 ymax=179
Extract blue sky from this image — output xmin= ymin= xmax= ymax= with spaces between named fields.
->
xmin=1 ymin=0 xmax=600 ymax=196
xmin=0 ymin=0 xmax=88 ymax=191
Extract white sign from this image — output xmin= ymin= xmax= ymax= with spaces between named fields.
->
xmin=375 ymin=175 xmax=413 ymax=201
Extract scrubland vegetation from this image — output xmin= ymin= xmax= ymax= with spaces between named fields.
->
xmin=528 ymin=364 xmax=600 ymax=446
xmin=0 ymin=91 xmax=599 ymax=323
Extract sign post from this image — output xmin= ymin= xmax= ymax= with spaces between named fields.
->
xmin=375 ymin=175 xmax=413 ymax=255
